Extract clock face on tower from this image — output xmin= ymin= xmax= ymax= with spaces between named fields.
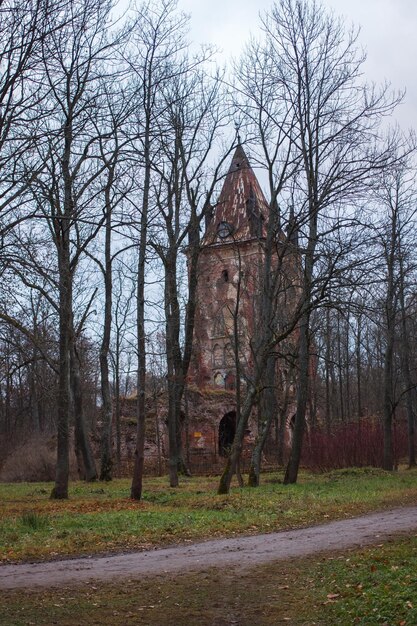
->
xmin=217 ymin=221 xmax=233 ymax=239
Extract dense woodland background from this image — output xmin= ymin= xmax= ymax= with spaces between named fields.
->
xmin=1 ymin=0 xmax=416 ymax=497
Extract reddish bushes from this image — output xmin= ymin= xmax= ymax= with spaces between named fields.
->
xmin=301 ymin=419 xmax=409 ymax=471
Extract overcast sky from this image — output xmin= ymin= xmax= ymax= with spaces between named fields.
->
xmin=178 ymin=0 xmax=416 ymax=129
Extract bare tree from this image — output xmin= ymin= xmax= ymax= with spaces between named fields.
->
xmin=234 ymin=0 xmax=402 ymax=486
xmin=110 ymin=260 xmax=136 ymax=471
xmin=88 ymin=84 xmax=135 ymax=481
xmin=0 ymin=0 xmax=70 ymax=274
xmin=28 ymin=0 xmax=123 ymax=498
xmin=126 ymin=0 xmax=192 ymax=499
xmin=372 ymin=149 xmax=417 ymax=470
xmin=150 ymin=61 xmax=230 ymax=488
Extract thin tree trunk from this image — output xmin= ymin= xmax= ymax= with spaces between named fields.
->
xmin=218 ymin=384 xmax=258 ymax=494
xmin=165 ymin=256 xmax=181 ymax=488
xmin=345 ymin=308 xmax=351 ymax=421
xmin=356 ymin=311 xmax=363 ymax=419
xmin=114 ymin=344 xmax=121 ymax=472
xmin=248 ymin=356 xmax=276 ymax=487
xmin=99 ymin=176 xmax=114 ymax=481
xmin=398 ymin=260 xmax=416 ymax=467
xmin=29 ymin=355 xmax=40 ymax=433
xmin=284 ymin=312 xmax=310 ymax=484
xmin=71 ymin=343 xmax=97 ymax=482
xmin=383 ymin=224 xmax=396 ymax=472
xmin=51 ymin=247 xmax=71 ymax=499
xmin=337 ymin=313 xmax=344 ymax=422
xmin=131 ymin=241 xmax=147 ymax=497
xmin=382 ymin=322 xmax=395 ymax=471
xmin=131 ymin=110 xmax=150 ymax=499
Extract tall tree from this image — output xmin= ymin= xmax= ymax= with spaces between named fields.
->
xmin=29 ymin=0 xmax=121 ymax=498
xmin=372 ymin=150 xmax=417 ymax=470
xmin=90 ymin=85 xmax=135 ymax=481
xmin=150 ymin=62 xmax=229 ymax=488
xmin=127 ymin=0 xmax=191 ymax=499
xmin=236 ymin=0 xmax=401 ymax=485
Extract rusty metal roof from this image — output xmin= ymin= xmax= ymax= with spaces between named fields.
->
xmin=204 ymin=143 xmax=269 ymax=245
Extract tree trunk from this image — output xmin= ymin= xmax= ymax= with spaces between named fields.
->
xmin=383 ymin=222 xmax=396 ymax=472
xmin=345 ymin=308 xmax=351 ymax=421
xmin=399 ymin=260 xmax=416 ymax=468
xmin=131 ymin=233 xmax=147 ymax=498
xmin=382 ymin=320 xmax=395 ymax=470
xmin=99 ymin=180 xmax=113 ymax=481
xmin=248 ymin=356 xmax=276 ymax=487
xmin=71 ymin=343 xmax=97 ymax=482
xmin=218 ymin=384 xmax=258 ymax=494
xmin=131 ymin=116 xmax=150 ymax=500
xmin=51 ymin=247 xmax=71 ymax=499
xmin=29 ymin=355 xmax=40 ymax=433
xmin=284 ymin=313 xmax=310 ymax=485
xmin=356 ymin=311 xmax=363 ymax=419
xmin=114 ymin=344 xmax=121 ymax=472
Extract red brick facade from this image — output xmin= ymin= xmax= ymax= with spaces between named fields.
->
xmin=189 ymin=143 xmax=270 ymax=390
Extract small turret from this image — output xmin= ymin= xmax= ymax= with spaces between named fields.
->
xmin=286 ymin=205 xmax=299 ymax=247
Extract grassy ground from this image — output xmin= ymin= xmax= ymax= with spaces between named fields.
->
xmin=2 ymin=534 xmax=417 ymax=625
xmin=1 ymin=466 xmax=417 ymax=563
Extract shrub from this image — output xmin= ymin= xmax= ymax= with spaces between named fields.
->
xmin=0 ymin=435 xmax=78 ymax=482
xmin=301 ymin=418 xmax=408 ymax=471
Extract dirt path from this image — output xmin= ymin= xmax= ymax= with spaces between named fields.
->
xmin=1 ymin=505 xmax=417 ymax=591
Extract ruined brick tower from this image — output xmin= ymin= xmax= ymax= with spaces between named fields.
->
xmin=189 ymin=142 xmax=270 ymax=391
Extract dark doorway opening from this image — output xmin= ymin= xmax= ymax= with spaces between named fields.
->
xmin=219 ymin=411 xmax=236 ymax=457
xmin=224 ymin=371 xmax=236 ymax=390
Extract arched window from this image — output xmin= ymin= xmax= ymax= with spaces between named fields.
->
xmin=214 ymin=372 xmax=224 ymax=387
xmin=213 ymin=344 xmax=223 ymax=367
xmin=224 ymin=343 xmax=234 ymax=366
xmin=212 ymin=309 xmax=226 ymax=337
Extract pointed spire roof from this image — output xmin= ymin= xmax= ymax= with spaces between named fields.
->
xmin=228 ymin=142 xmax=250 ymax=173
xmin=204 ymin=144 xmax=269 ymax=244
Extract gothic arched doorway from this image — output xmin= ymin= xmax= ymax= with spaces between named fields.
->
xmin=219 ymin=411 xmax=236 ymax=457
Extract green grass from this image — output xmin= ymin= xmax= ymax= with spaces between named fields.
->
xmin=1 ymin=467 xmax=417 ymax=563
xmin=2 ymin=535 xmax=417 ymax=625
xmin=19 ymin=511 xmax=50 ymax=531
xmin=297 ymin=536 xmax=417 ymax=625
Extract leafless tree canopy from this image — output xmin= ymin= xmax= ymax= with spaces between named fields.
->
xmin=0 ymin=0 xmax=416 ymax=497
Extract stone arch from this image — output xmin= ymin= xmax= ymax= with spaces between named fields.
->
xmin=219 ymin=411 xmax=236 ymax=456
